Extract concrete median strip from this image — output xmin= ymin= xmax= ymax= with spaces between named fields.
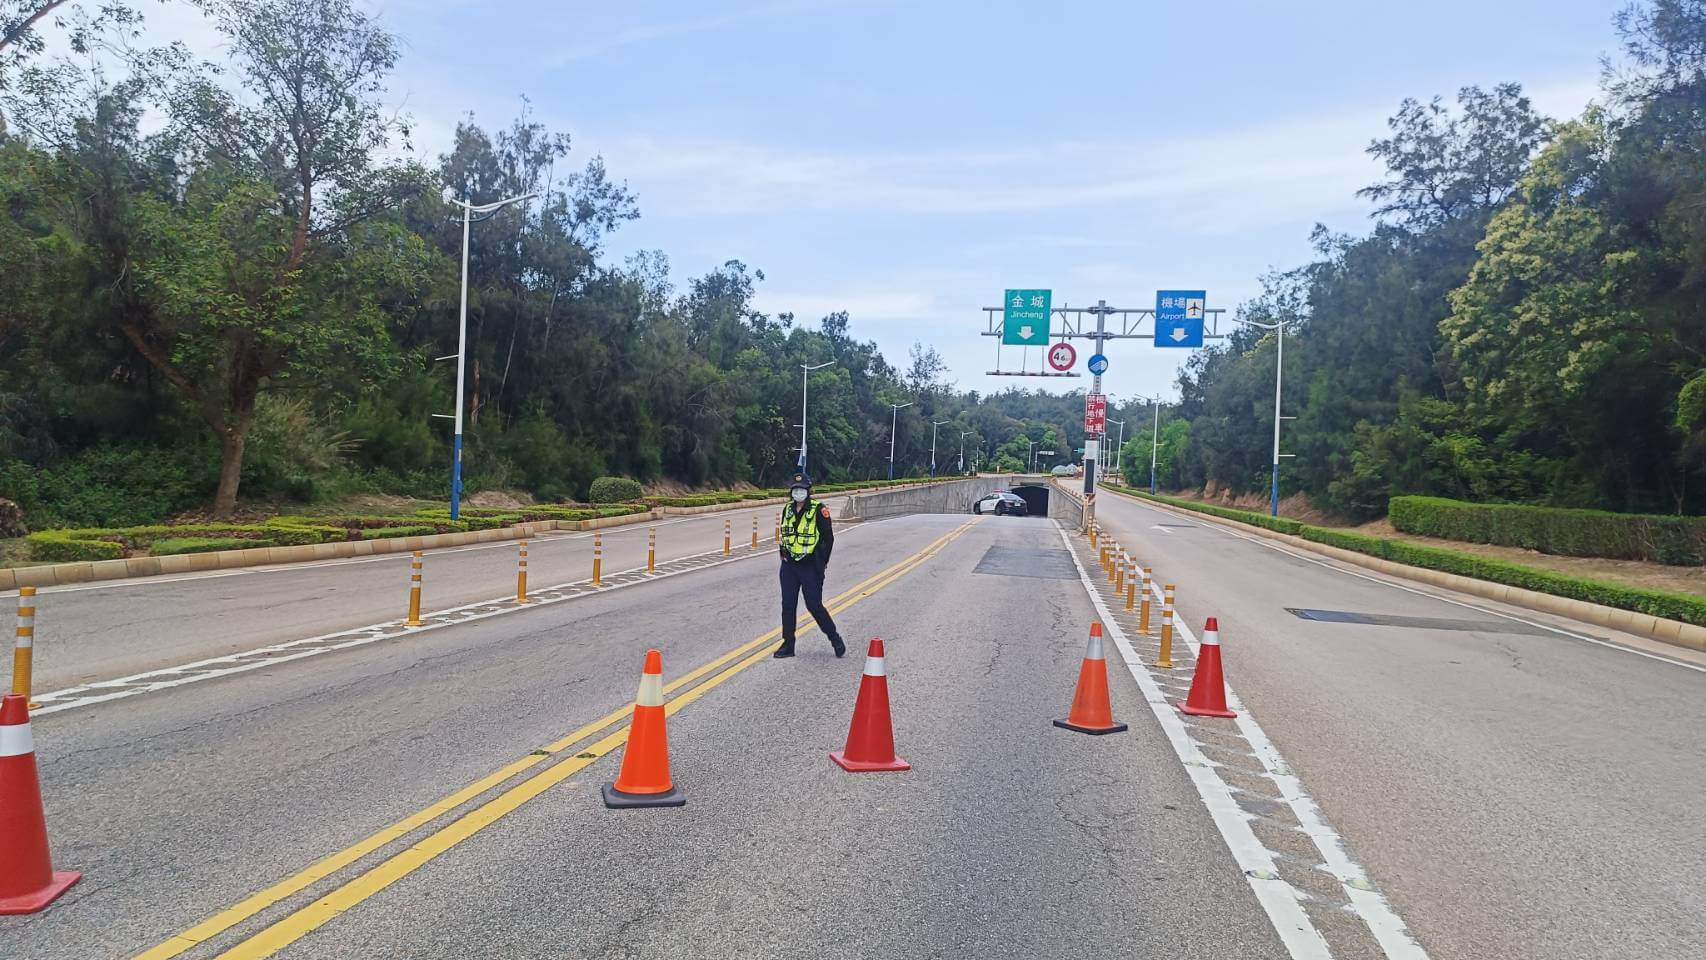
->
xmin=133 ymin=520 xmax=976 ymax=960
xmin=1055 ymin=520 xmax=1431 ymax=960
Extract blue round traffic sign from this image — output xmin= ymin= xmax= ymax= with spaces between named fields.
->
xmin=1087 ymin=353 xmax=1109 ymax=375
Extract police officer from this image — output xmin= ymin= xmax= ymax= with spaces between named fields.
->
xmin=775 ymin=473 xmax=847 ymax=659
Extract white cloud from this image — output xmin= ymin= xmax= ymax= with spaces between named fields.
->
xmin=540 ymin=0 xmax=897 ymax=66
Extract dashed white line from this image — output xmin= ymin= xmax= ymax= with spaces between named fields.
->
xmin=1056 ymin=519 xmax=1432 ymax=960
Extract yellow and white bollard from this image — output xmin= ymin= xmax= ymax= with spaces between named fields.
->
xmin=1139 ymin=567 xmax=1153 ymax=634
xmin=1125 ymin=557 xmax=1137 ymax=612
xmin=592 ymin=532 xmax=603 ymax=586
xmin=751 ymin=515 xmax=758 ymax=551
xmin=405 ymin=552 xmax=424 ymax=627
xmin=1099 ymin=544 xmax=1110 ymax=575
xmin=1156 ymin=583 xmax=1176 ymax=669
xmin=13 ymin=586 xmax=35 ymax=706
xmin=1090 ymin=524 xmax=1099 ymax=549
xmin=647 ymin=526 xmax=657 ymax=574
xmin=723 ymin=517 xmax=731 ymax=556
xmin=774 ymin=518 xmax=782 ymax=544
xmin=1115 ymin=552 xmax=1127 ymax=594
xmin=515 ymin=540 xmax=531 ymax=603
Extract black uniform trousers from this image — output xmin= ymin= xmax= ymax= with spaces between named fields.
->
xmin=779 ymin=559 xmax=842 ymax=649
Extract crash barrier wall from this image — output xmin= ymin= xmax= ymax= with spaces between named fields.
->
xmin=1049 ymin=485 xmax=1084 ymax=529
xmin=839 ymin=475 xmax=1054 ymax=521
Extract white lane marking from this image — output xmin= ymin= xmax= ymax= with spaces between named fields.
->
xmin=1105 ymin=491 xmax=1706 ymax=675
xmin=1151 ymin=525 xmax=1173 ymax=535
xmin=1052 ymin=521 xmax=1333 ymax=960
xmin=1137 ymin=573 xmax=1430 ymax=960
xmin=28 ymin=513 xmax=903 ymax=717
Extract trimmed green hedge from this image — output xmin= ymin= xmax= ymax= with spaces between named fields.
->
xmin=26 ymin=520 xmax=348 ymax=562
xmin=588 ymin=477 xmax=644 ymax=503
xmin=1389 ymin=495 xmax=1706 ymax=566
xmin=151 ymin=537 xmax=277 ymax=556
xmin=1101 ymin=483 xmax=1706 ymax=627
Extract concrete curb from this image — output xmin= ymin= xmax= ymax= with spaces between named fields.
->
xmin=0 ymin=481 xmax=951 ymax=591
xmin=1096 ymin=484 xmax=1706 ymax=654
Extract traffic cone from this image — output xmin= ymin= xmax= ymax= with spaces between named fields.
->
xmin=1053 ymin=622 xmax=1128 ymax=735
xmin=0 ymin=695 xmax=80 ymax=914
xmin=1178 ymin=618 xmax=1238 ymax=719
xmin=831 ymin=638 xmax=910 ymax=772
xmin=602 ymin=650 xmax=685 ymax=808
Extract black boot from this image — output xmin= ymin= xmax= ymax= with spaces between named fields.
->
xmin=773 ymin=644 xmax=796 ymax=659
xmin=831 ymin=637 xmax=846 ymax=658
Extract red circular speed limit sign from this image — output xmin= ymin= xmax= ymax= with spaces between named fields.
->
xmin=1047 ymin=341 xmax=1076 ymax=371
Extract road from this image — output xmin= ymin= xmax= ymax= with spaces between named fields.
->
xmin=1086 ymin=484 xmax=1706 ymax=960
xmin=4 ymin=511 xmax=1295 ymax=960
xmin=2 ymin=490 xmax=1702 ymax=959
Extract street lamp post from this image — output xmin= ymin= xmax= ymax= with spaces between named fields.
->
xmin=1107 ymin=418 xmax=1126 ymax=475
xmin=930 ymin=420 xmax=952 ymax=477
xmin=1231 ymin=318 xmax=1291 ymax=516
xmin=797 ymin=360 xmax=836 ymax=476
xmin=449 ymin=192 xmax=535 ymax=520
xmin=959 ymin=430 xmax=974 ymax=474
xmin=1130 ymin=394 xmax=1162 ymax=495
xmin=1029 ymin=440 xmax=1039 ymax=473
xmin=887 ymin=401 xmax=913 ymax=480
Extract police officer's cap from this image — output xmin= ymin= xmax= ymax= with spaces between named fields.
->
xmin=789 ymin=473 xmax=812 ymax=490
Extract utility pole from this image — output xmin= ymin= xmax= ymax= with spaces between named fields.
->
xmin=447 ymin=192 xmax=534 ymax=520
xmin=1082 ymin=300 xmax=1110 ymax=529
xmin=887 ymin=401 xmax=913 ymax=480
xmin=1107 ymin=418 xmax=1126 ymax=474
xmin=931 ymin=420 xmax=952 ymax=477
xmin=1231 ymin=318 xmax=1292 ymax=516
xmin=959 ymin=430 xmax=974 ymax=474
xmin=797 ymin=360 xmax=836 ymax=477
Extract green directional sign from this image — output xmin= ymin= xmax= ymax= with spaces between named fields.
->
xmin=1002 ymin=289 xmax=1051 ymax=346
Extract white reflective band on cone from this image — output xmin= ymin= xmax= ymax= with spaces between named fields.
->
xmin=0 ymin=722 xmax=34 ymax=758
xmin=1202 ymin=631 xmax=1220 ymax=647
xmin=1086 ymin=633 xmax=1105 ymax=660
xmin=863 ymin=655 xmax=886 ymax=677
xmin=636 ymin=671 xmax=664 ymax=707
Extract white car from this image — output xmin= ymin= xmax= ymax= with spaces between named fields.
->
xmin=972 ymin=492 xmax=1029 ymax=516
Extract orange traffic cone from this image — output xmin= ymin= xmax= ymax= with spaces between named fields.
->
xmin=1053 ymin=622 xmax=1128 ymax=735
xmin=1178 ymin=618 xmax=1238 ymax=719
xmin=831 ymin=638 xmax=910 ymax=772
xmin=0 ymin=695 xmax=80 ymax=914
xmin=602 ymin=650 xmax=685 ymax=808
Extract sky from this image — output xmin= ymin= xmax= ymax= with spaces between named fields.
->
xmin=119 ymin=0 xmax=1619 ymax=405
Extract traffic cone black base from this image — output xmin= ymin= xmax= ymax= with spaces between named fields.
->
xmin=1051 ymin=718 xmax=1128 ymax=736
xmin=601 ymin=783 xmax=686 ymax=809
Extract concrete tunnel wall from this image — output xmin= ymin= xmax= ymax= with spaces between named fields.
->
xmin=839 ymin=475 xmax=1082 ymax=526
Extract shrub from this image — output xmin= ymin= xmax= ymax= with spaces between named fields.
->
xmin=1100 ymin=482 xmax=1706 ymax=627
xmin=588 ymin=477 xmax=644 ymax=503
xmin=151 ymin=537 xmax=277 ymax=556
xmin=26 ymin=530 xmax=126 ymax=562
xmin=1388 ymin=495 xmax=1706 ymax=565
xmin=0 ymin=442 xmax=217 ymax=528
xmin=359 ymin=525 xmax=440 ymax=540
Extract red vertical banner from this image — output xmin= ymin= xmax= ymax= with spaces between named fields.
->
xmin=1084 ymin=393 xmax=1107 ymax=434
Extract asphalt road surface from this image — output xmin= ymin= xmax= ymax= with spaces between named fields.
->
xmin=4 ymin=511 xmax=1296 ymax=960
xmin=1085 ymin=484 xmax=1706 ymax=960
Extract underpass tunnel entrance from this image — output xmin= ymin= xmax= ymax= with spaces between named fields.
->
xmin=1009 ymin=484 xmax=1050 ymax=517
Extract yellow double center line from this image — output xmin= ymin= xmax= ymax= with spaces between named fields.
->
xmin=138 ymin=519 xmax=976 ymax=960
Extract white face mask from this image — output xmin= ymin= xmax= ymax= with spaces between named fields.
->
xmin=791 ymin=488 xmax=808 ymax=503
